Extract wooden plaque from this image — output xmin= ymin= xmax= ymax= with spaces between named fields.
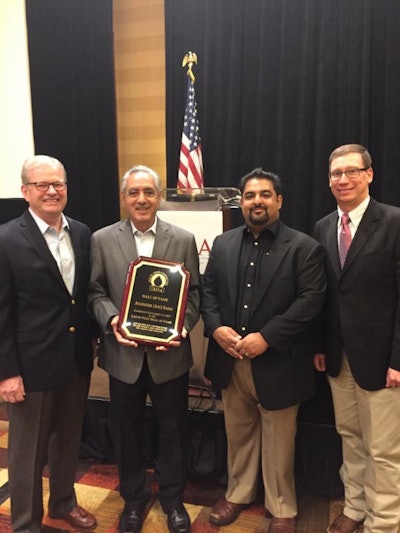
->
xmin=118 ymin=256 xmax=190 ymax=346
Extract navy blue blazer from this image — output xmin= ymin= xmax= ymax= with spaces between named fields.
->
xmin=0 ymin=210 xmax=96 ymax=391
xmin=314 ymin=198 xmax=400 ymax=390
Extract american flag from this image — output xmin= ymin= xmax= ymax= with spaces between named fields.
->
xmin=177 ymin=78 xmax=204 ymax=190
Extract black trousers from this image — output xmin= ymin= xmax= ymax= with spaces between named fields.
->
xmin=109 ymin=357 xmax=189 ymax=513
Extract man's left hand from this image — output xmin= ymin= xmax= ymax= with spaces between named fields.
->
xmin=155 ymin=327 xmax=187 ymax=351
xmin=386 ymin=367 xmax=400 ymax=388
xmin=235 ymin=332 xmax=269 ymax=359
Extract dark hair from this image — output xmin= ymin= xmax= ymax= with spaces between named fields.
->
xmin=238 ymin=167 xmax=283 ymax=196
xmin=329 ymin=144 xmax=372 ymax=169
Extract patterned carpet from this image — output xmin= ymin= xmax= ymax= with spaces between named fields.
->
xmin=0 ymin=404 xmax=349 ymax=533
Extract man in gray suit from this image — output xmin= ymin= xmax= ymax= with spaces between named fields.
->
xmin=89 ymin=165 xmax=200 ymax=533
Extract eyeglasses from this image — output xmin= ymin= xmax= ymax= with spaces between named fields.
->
xmin=329 ymin=168 xmax=368 ymax=181
xmin=25 ymin=181 xmax=67 ymax=191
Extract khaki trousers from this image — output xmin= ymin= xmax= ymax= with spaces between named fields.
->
xmin=222 ymin=358 xmax=298 ymax=518
xmin=329 ymin=356 xmax=400 ymax=533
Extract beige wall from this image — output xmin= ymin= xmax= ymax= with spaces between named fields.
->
xmin=113 ymin=2 xmax=208 ymax=378
xmin=113 ymin=0 xmax=166 ymax=196
xmin=0 ymin=0 xmax=34 ymax=198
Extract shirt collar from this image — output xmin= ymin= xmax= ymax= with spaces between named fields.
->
xmin=337 ymin=196 xmax=370 ymax=229
xmin=29 ymin=208 xmax=69 ymax=234
xmin=243 ymin=218 xmax=281 ymax=239
xmin=129 ymin=217 xmax=157 ymax=235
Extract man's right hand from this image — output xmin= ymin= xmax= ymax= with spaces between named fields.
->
xmin=110 ymin=315 xmax=139 ymax=348
xmin=0 ymin=376 xmax=25 ymax=403
xmin=212 ymin=326 xmax=243 ymax=359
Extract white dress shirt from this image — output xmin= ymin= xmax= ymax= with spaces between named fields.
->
xmin=29 ymin=208 xmax=75 ymax=294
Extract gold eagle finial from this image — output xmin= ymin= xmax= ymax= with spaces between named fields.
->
xmin=182 ymin=51 xmax=198 ymax=82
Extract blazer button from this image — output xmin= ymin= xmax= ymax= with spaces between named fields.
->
xmin=69 ymin=326 xmax=76 ymax=333
xmin=71 ymin=299 xmax=76 ymax=305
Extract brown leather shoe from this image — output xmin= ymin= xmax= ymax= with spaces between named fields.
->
xmin=208 ymin=496 xmax=247 ymax=526
xmin=49 ymin=505 xmax=97 ymax=529
xmin=268 ymin=517 xmax=296 ymax=533
xmin=327 ymin=513 xmax=363 ymax=533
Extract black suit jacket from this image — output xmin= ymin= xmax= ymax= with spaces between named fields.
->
xmin=0 ymin=210 xmax=96 ymax=391
xmin=313 ymin=198 xmax=400 ymax=390
xmin=201 ymin=222 xmax=326 ymax=410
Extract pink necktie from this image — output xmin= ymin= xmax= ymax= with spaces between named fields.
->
xmin=338 ymin=213 xmax=352 ymax=268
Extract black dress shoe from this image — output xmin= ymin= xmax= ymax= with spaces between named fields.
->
xmin=166 ymin=504 xmax=191 ymax=533
xmin=119 ymin=508 xmax=144 ymax=533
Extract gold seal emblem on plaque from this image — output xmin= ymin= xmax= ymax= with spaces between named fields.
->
xmin=148 ymin=271 xmax=169 ymax=289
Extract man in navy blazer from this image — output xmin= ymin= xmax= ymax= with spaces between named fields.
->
xmin=89 ymin=165 xmax=200 ymax=533
xmin=201 ymin=168 xmax=326 ymax=533
xmin=314 ymin=144 xmax=400 ymax=533
xmin=0 ymin=155 xmax=97 ymax=532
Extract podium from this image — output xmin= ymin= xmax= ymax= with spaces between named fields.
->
xmin=158 ymin=187 xmax=241 ymax=384
xmin=159 ymin=187 xmax=241 ymax=269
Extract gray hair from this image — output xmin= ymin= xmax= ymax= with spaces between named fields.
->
xmin=21 ymin=155 xmax=66 ymax=184
xmin=120 ymin=165 xmax=161 ymax=194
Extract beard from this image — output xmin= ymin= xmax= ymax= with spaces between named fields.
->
xmin=248 ymin=207 xmax=269 ymax=226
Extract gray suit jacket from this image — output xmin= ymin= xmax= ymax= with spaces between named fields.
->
xmin=89 ymin=217 xmax=200 ymax=384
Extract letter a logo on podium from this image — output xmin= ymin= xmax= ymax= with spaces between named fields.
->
xmin=199 ymin=239 xmax=211 ymax=255
xmin=177 ymin=51 xmax=204 ymax=192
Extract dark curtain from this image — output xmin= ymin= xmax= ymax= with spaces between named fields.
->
xmin=164 ymin=0 xmax=400 ymax=495
xmin=24 ymin=0 xmax=120 ymax=231
xmin=165 ymin=0 xmax=400 ymax=234
xmin=0 ymin=200 xmax=26 ymax=224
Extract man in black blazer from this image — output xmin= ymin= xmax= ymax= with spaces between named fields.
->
xmin=0 ymin=155 xmax=97 ymax=532
xmin=89 ymin=165 xmax=200 ymax=533
xmin=314 ymin=144 xmax=400 ymax=533
xmin=201 ymin=168 xmax=326 ymax=533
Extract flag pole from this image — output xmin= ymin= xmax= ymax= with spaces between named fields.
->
xmin=177 ymin=51 xmax=204 ymax=192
